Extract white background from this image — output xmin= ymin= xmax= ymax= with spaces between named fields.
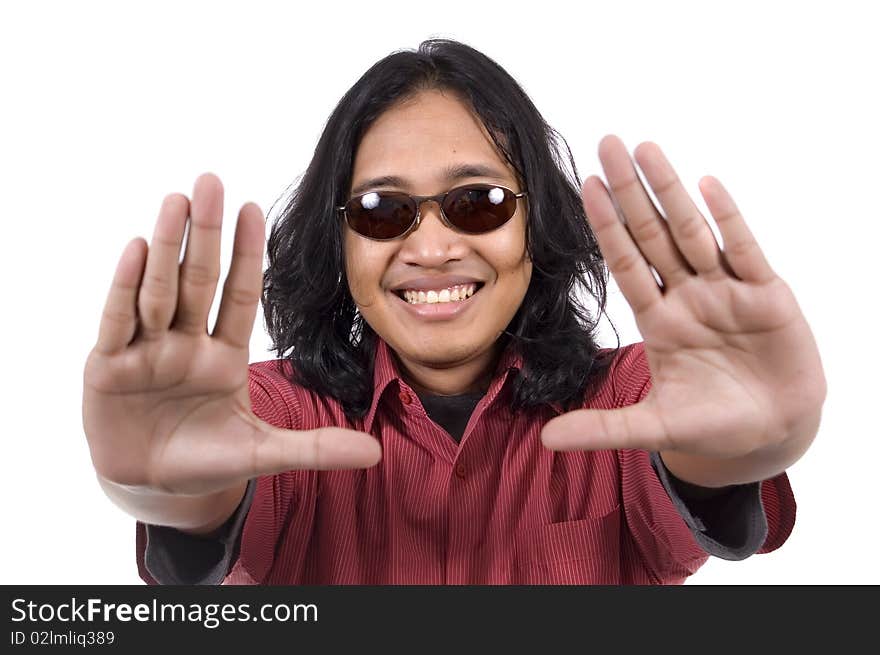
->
xmin=1 ymin=0 xmax=877 ymax=584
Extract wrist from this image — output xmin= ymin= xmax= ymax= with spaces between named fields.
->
xmin=98 ymin=476 xmax=248 ymax=532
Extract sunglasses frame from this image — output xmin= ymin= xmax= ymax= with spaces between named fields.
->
xmin=336 ymin=183 xmax=528 ymax=241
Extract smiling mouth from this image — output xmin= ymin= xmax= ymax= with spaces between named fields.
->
xmin=393 ymin=282 xmax=485 ymax=305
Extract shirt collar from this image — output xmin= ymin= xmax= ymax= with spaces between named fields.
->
xmin=363 ymin=336 xmax=559 ymax=433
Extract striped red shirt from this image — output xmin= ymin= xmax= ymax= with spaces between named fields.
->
xmin=136 ymin=338 xmax=795 ymax=584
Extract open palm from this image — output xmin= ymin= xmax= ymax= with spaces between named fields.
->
xmin=541 ymin=136 xmax=826 ymax=480
xmin=83 ymin=174 xmax=380 ymax=501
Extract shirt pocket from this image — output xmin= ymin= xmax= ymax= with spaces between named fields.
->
xmin=514 ymin=504 xmax=622 ymax=584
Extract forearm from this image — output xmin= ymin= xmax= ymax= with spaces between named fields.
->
xmin=98 ymin=476 xmax=249 ymax=536
xmin=659 ymin=407 xmax=822 ymax=487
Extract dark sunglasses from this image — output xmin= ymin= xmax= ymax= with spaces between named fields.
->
xmin=337 ymin=183 xmax=528 ymax=241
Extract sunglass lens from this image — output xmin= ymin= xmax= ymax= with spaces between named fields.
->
xmin=443 ymin=186 xmax=516 ymax=233
xmin=346 ymin=192 xmax=415 ymax=239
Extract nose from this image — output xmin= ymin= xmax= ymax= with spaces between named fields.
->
xmin=413 ymin=198 xmax=445 ymax=232
xmin=398 ymin=198 xmax=465 ymax=266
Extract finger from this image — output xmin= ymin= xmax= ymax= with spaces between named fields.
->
xmin=540 ymin=403 xmax=670 ymax=453
xmin=212 ymin=202 xmax=266 ymax=349
xmin=583 ymin=175 xmax=662 ymax=315
xmin=252 ymin=426 xmax=382 ymax=476
xmin=173 ymin=173 xmax=224 ymax=335
xmin=699 ymin=176 xmax=776 ymax=284
xmin=633 ymin=142 xmax=727 ymax=277
xmin=599 ymin=135 xmax=693 ymax=287
xmin=95 ymin=238 xmax=148 ymax=355
xmin=136 ymin=193 xmax=190 ymax=339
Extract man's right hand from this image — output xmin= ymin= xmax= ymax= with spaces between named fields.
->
xmin=82 ymin=173 xmax=381 ymax=529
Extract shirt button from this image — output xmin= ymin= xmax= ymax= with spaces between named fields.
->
xmin=455 ymin=463 xmax=467 ymax=479
xmin=398 ymin=391 xmax=412 ymax=405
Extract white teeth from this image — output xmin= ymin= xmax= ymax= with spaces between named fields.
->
xmin=402 ymin=283 xmax=479 ymax=305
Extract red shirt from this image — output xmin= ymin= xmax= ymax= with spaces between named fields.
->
xmin=136 ymin=338 xmax=795 ymax=584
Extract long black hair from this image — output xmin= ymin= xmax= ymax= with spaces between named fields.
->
xmin=262 ymin=38 xmax=620 ymax=421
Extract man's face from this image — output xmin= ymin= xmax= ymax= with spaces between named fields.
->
xmin=344 ymin=89 xmax=532 ymax=384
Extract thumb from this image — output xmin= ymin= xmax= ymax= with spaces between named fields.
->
xmin=540 ymin=403 xmax=667 ymax=452
xmin=249 ymin=424 xmax=382 ymax=477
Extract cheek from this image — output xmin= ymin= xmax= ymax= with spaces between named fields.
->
xmin=491 ymin=222 xmax=531 ymax=283
xmin=344 ymin=235 xmax=389 ymax=307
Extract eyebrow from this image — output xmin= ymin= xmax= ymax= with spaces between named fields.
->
xmin=350 ymin=163 xmax=511 ymax=197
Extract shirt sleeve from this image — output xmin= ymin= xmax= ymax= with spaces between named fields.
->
xmin=141 ymin=479 xmax=256 ymax=585
xmin=650 ymin=451 xmax=767 ymax=561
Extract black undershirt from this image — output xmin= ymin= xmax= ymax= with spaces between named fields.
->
xmin=417 ymin=390 xmax=484 ymax=443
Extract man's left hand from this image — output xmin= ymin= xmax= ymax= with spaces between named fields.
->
xmin=540 ymin=135 xmax=826 ymax=487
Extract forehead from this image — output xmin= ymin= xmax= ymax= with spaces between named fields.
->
xmin=351 ymin=89 xmax=514 ymax=186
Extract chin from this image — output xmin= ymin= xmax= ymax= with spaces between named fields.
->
xmin=405 ymin=336 xmax=495 ymax=366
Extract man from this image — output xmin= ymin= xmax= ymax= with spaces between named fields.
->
xmin=83 ymin=39 xmax=825 ymax=584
